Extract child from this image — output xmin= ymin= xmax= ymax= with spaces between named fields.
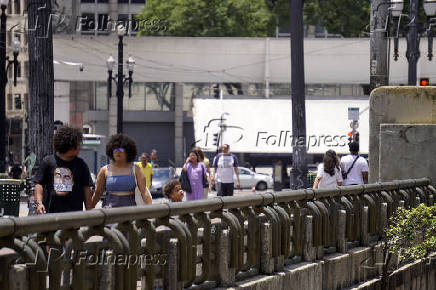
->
xmin=162 ymin=179 xmax=184 ymax=202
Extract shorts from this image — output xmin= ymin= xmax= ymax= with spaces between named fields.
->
xmin=104 ymin=194 xmax=136 ymax=208
xmin=216 ymin=183 xmax=234 ymax=197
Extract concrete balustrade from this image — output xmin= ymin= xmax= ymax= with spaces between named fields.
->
xmin=0 ymin=178 xmax=434 ymax=289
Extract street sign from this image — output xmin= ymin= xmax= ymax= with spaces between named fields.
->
xmin=348 ymin=107 xmax=359 ymax=120
xmin=350 ymin=121 xmax=359 ymax=129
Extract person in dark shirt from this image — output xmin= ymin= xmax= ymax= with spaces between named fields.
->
xmin=33 ymin=126 xmax=92 ymax=214
xmin=9 ymin=163 xmax=23 ymax=179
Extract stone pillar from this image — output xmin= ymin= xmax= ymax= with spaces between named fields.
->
xmin=380 ymin=203 xmax=387 ymax=237
xmin=164 ymin=239 xmax=180 ymax=290
xmin=217 ymin=229 xmax=235 ymax=286
xmin=9 ymin=264 xmax=28 ymax=290
xmin=303 ymin=215 xmax=315 ymax=261
xmin=361 ymin=206 xmax=369 ymax=246
xmin=174 ymin=83 xmax=184 ymax=166
xmin=260 ymin=222 xmax=274 ymax=274
xmin=109 ymin=0 xmax=118 ymax=34
xmin=337 ymin=210 xmax=347 ymax=253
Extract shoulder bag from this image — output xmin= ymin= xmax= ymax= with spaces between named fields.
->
xmin=342 ymin=156 xmax=360 ymax=180
xmin=179 ymin=168 xmax=192 ymax=193
xmin=132 ymin=164 xmax=148 ymax=205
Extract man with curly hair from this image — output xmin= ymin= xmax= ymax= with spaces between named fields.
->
xmin=33 ymin=126 xmax=93 ymax=213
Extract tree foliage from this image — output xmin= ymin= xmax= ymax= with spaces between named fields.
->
xmin=137 ymin=0 xmax=276 ymax=37
xmin=385 ymin=204 xmax=436 ymax=262
xmin=270 ymin=0 xmax=371 ymax=37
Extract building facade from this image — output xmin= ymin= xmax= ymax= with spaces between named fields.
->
xmin=4 ymin=0 xmax=28 ymax=165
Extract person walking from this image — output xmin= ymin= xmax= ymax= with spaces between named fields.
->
xmin=183 ymin=151 xmax=208 ymax=201
xmin=137 ymin=153 xmax=153 ymax=189
xmin=340 ymin=142 xmax=369 ymax=185
xmin=193 ymin=147 xmax=210 ymax=198
xmin=150 ymin=149 xmax=159 ymax=168
xmin=33 ymin=126 xmax=93 ymax=214
xmin=91 ymin=134 xmax=152 ymax=208
xmin=313 ymin=150 xmax=343 ymax=189
xmin=211 ymin=144 xmax=240 ymax=196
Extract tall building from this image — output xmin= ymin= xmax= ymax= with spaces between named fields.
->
xmin=4 ymin=0 xmax=28 ymax=164
xmin=54 ymin=0 xmax=146 ymax=36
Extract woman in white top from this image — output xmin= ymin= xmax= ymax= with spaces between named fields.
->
xmin=313 ymin=150 xmax=343 ymax=189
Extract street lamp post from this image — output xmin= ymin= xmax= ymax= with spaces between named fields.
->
xmin=0 ymin=0 xmax=20 ymax=173
xmin=106 ymin=26 xmax=135 ymax=134
xmin=390 ymin=0 xmax=436 ymax=85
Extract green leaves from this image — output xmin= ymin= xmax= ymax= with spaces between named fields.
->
xmin=385 ymin=204 xmax=436 ymax=262
xmin=136 ymin=0 xmax=276 ymax=37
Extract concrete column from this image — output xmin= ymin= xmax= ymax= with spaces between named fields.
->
xmin=99 ymin=250 xmax=115 ymax=290
xmin=361 ymin=206 xmax=369 ymax=246
xmin=108 ymin=94 xmax=117 ymax=137
xmin=337 ymin=210 xmax=347 ymax=253
xmin=9 ymin=264 xmax=28 ymax=290
xmin=303 ymin=215 xmax=315 ymax=261
xmin=174 ymin=83 xmax=184 ymax=167
xmin=164 ymin=239 xmax=180 ymax=290
xmin=380 ymin=203 xmax=387 ymax=237
xmin=399 ymin=200 xmax=405 ymax=208
xmin=217 ymin=229 xmax=235 ymax=286
xmin=109 ymin=0 xmax=118 ymax=35
xmin=260 ymin=222 xmax=274 ymax=274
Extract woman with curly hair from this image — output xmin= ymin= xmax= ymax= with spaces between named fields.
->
xmin=91 ymin=134 xmax=152 ymax=208
xmin=313 ymin=150 xmax=343 ymax=189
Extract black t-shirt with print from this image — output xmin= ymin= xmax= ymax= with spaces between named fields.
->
xmin=33 ymin=154 xmax=92 ymax=213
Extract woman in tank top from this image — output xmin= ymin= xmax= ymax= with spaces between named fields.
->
xmin=91 ymin=134 xmax=152 ymax=208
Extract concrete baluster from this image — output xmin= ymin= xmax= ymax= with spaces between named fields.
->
xmin=361 ymin=206 xmax=369 ymax=246
xmin=9 ymin=264 xmax=28 ymax=290
xmin=260 ymin=222 xmax=274 ymax=274
xmin=217 ymin=229 xmax=235 ymax=286
xmin=303 ymin=215 xmax=315 ymax=261
xmin=337 ymin=210 xmax=347 ymax=253
xmin=380 ymin=203 xmax=388 ymax=237
xmin=164 ymin=238 xmax=180 ymax=290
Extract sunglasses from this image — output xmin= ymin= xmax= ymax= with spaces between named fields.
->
xmin=113 ymin=148 xmax=125 ymax=153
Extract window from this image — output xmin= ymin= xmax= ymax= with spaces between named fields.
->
xmin=145 ymin=83 xmax=175 ymax=111
xmin=80 ymin=13 xmax=95 ymax=33
xmin=94 ymin=82 xmax=108 ymax=111
xmin=98 ymin=14 xmax=109 ymax=32
xmin=14 ymin=94 xmax=22 ymax=110
xmin=123 ymin=82 xmax=145 ymax=111
xmin=13 ymin=0 xmax=20 ymax=14
xmin=7 ymin=94 xmax=12 ymax=111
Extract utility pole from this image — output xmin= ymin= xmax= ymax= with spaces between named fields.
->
xmin=407 ymin=0 xmax=420 ymax=85
xmin=370 ymin=0 xmax=389 ymax=92
xmin=28 ymin=0 xmax=55 ymax=166
xmin=289 ymin=0 xmax=308 ymax=189
xmin=116 ymin=33 xmax=124 ymax=133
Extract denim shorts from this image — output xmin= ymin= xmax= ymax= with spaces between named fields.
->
xmin=104 ymin=194 xmax=136 ymax=208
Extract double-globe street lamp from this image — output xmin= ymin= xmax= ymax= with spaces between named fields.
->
xmin=389 ymin=0 xmax=436 ymax=85
xmin=0 ymin=0 xmax=20 ymax=173
xmin=106 ymin=26 xmax=135 ymax=134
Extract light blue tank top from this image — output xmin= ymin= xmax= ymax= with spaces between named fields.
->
xmin=106 ymin=164 xmax=136 ymax=193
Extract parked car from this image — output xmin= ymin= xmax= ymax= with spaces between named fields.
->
xmin=237 ymin=167 xmax=273 ymax=191
xmin=150 ymin=167 xmax=178 ymax=198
